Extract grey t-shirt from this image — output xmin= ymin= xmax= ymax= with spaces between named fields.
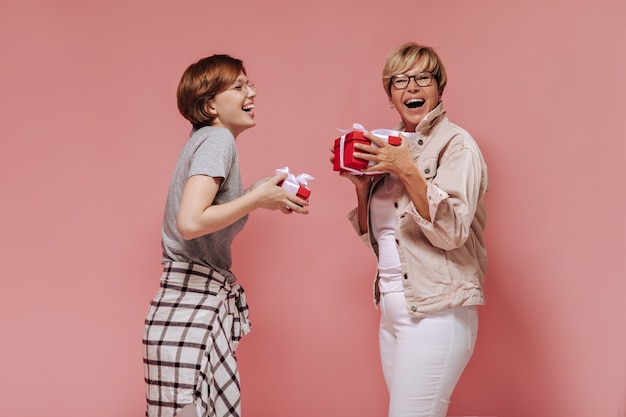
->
xmin=161 ymin=126 xmax=248 ymax=283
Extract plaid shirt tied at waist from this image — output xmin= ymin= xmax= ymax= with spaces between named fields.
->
xmin=164 ymin=261 xmax=251 ymax=351
xmin=143 ymin=261 xmax=252 ymax=417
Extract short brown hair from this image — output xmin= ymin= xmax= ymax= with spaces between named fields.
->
xmin=177 ymin=54 xmax=246 ymax=129
xmin=382 ymin=43 xmax=447 ymax=97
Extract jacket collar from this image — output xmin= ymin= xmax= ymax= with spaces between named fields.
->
xmin=393 ymin=102 xmax=446 ymax=135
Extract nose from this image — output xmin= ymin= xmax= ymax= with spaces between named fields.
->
xmin=407 ymin=76 xmax=420 ymax=90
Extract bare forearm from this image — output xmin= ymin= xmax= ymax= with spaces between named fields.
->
xmin=177 ymin=192 xmax=259 ymax=240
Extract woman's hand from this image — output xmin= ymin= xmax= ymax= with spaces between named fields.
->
xmin=354 ymin=132 xmax=417 ymax=177
xmin=247 ymin=174 xmax=309 ymax=215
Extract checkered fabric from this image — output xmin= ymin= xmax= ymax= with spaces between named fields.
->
xmin=143 ymin=261 xmax=251 ymax=417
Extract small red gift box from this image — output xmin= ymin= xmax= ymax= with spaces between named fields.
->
xmin=275 ymin=167 xmax=313 ymax=202
xmin=278 ymin=180 xmax=311 ymax=201
xmin=333 ymin=131 xmax=401 ymax=173
xmin=295 ymin=184 xmax=311 ymax=201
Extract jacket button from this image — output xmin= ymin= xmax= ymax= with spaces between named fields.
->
xmin=411 ymin=305 xmax=417 ymax=312
xmin=395 ymin=239 xmax=399 ymax=246
xmin=394 ymin=202 xmax=398 ymax=208
xmin=403 ymin=273 xmax=408 ymax=279
xmin=418 ymin=139 xmax=423 ymax=145
xmin=424 ymin=168 xmax=430 ymax=174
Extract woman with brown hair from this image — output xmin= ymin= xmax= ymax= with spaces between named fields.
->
xmin=143 ymin=54 xmax=309 ymax=417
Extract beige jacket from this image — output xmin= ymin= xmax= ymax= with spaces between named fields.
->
xmin=348 ymin=104 xmax=489 ymax=316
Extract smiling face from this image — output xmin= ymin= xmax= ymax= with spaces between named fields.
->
xmin=387 ymin=63 xmax=441 ymax=132
xmin=207 ymin=73 xmax=257 ymax=138
xmin=382 ymin=43 xmax=447 ymax=132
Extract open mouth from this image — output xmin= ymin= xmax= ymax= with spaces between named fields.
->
xmin=405 ymin=99 xmax=425 ymax=109
xmin=242 ymin=104 xmax=254 ymax=112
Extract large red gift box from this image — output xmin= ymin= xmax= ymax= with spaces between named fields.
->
xmin=333 ymin=131 xmax=401 ymax=172
xmin=333 ymin=131 xmax=369 ymax=171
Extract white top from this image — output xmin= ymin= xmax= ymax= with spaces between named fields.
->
xmin=369 ymin=174 xmax=403 ymax=293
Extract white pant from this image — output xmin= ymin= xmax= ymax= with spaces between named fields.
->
xmin=379 ymin=292 xmax=478 ymax=417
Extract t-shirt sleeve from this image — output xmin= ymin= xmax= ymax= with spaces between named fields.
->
xmin=188 ymin=129 xmax=236 ymax=179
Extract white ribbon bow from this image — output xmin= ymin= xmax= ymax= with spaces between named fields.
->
xmin=275 ymin=166 xmax=314 ymax=197
xmin=337 ymin=123 xmax=402 ymax=140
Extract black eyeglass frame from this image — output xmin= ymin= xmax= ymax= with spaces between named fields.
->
xmin=384 ymin=72 xmax=435 ymax=90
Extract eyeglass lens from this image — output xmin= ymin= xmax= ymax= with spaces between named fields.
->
xmin=231 ymin=80 xmax=255 ymax=94
xmin=392 ymin=73 xmax=433 ymax=89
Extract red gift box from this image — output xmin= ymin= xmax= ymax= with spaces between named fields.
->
xmin=275 ymin=167 xmax=314 ymax=203
xmin=278 ymin=180 xmax=311 ymax=201
xmin=333 ymin=131 xmax=401 ymax=172
xmin=295 ymin=185 xmax=311 ymax=201
xmin=333 ymin=131 xmax=370 ymax=171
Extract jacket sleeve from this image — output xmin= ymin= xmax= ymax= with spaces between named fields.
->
xmin=405 ymin=144 xmax=484 ymax=250
xmin=347 ymin=207 xmax=372 ymax=247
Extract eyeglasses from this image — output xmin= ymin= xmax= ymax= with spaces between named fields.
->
xmin=385 ymin=72 xmax=434 ymax=90
xmin=229 ymin=80 xmax=256 ymax=95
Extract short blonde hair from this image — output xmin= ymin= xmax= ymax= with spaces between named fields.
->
xmin=177 ymin=54 xmax=246 ymax=129
xmin=382 ymin=43 xmax=447 ymax=97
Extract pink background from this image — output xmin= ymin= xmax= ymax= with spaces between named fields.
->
xmin=1 ymin=1 xmax=624 ymax=416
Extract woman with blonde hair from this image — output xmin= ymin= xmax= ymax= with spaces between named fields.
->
xmin=334 ymin=42 xmax=489 ymax=417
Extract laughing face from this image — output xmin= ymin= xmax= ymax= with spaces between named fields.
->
xmin=388 ymin=62 xmax=441 ymax=132
xmin=208 ymin=72 xmax=256 ymax=138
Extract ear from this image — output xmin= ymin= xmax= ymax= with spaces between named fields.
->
xmin=389 ymin=99 xmax=395 ymax=109
xmin=205 ymin=100 xmax=218 ymax=116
